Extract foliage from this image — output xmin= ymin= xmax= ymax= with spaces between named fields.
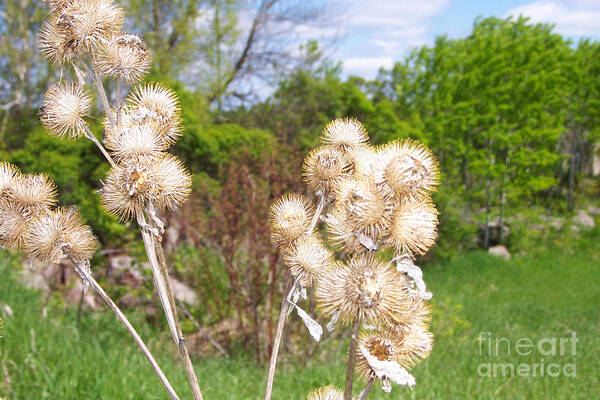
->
xmin=170 ymin=146 xmax=303 ymax=361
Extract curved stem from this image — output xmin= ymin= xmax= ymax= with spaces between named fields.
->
xmin=153 ymin=227 xmax=204 ymax=400
xmin=87 ymin=46 xmax=115 ymax=128
xmin=264 ymin=193 xmax=326 ymax=400
xmin=357 ymin=374 xmax=375 ymax=400
xmin=72 ymin=261 xmax=180 ymax=400
xmin=344 ymin=320 xmax=360 ymax=400
xmin=83 ymin=125 xmax=116 ymax=167
xmin=264 ymin=277 xmax=299 ymax=400
xmin=309 ymin=193 xmax=326 ymax=232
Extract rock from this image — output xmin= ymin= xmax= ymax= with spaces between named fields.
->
xmin=169 ymin=277 xmax=199 ymax=305
xmin=573 ymin=210 xmax=595 ymax=228
xmin=539 ymin=215 xmax=564 ymax=230
xmin=588 ymin=206 xmax=600 ymax=215
xmin=19 ymin=267 xmax=50 ymax=294
xmin=108 ymin=255 xmax=146 ymax=288
xmin=488 ymin=245 xmax=511 ymax=260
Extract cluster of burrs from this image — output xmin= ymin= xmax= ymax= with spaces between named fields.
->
xmin=269 ymin=118 xmax=440 ymax=399
xmin=29 ymin=2 xmax=197 ymax=399
xmin=37 ymin=0 xmax=191 ymax=226
xmin=0 ymin=162 xmax=97 ymax=284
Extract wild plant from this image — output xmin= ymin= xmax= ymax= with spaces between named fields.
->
xmin=266 ymin=118 xmax=440 ymax=400
xmin=1 ymin=0 xmax=202 ymax=398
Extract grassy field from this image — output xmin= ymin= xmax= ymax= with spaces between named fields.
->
xmin=1 ymin=227 xmax=598 ymax=399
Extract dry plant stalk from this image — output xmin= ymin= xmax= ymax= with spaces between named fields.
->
xmin=1 ymin=0 xmax=203 ymax=398
xmin=267 ymin=118 xmax=440 ymax=400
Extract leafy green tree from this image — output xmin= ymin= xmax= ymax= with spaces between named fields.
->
xmin=380 ymin=16 xmax=572 ymax=247
xmin=564 ymin=39 xmax=600 ymax=210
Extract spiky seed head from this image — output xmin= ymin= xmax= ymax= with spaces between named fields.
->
xmin=37 ymin=17 xmax=79 ymax=65
xmin=126 ymin=83 xmax=182 ymax=148
xmin=40 ymin=82 xmax=92 ymax=139
xmin=356 ymin=323 xmax=433 ymax=381
xmin=105 ymin=123 xmax=164 ymax=162
xmin=349 ymin=144 xmax=378 ymax=177
xmin=270 ymin=194 xmax=313 ymax=249
xmin=378 ymin=140 xmax=439 ymax=199
xmin=387 ymin=199 xmax=438 ymax=257
xmin=306 ymin=385 xmax=344 ymax=400
xmin=315 ymin=253 xmax=413 ymax=326
xmin=10 ymin=174 xmax=58 ymax=217
xmin=321 ymin=118 xmax=369 ymax=150
xmin=24 ymin=207 xmax=97 ymax=263
xmin=0 ymin=205 xmax=33 ymax=250
xmin=43 ymin=0 xmax=77 ymax=13
xmin=97 ymin=34 xmax=152 ymax=83
xmin=151 ymin=154 xmax=192 ymax=211
xmin=0 ymin=162 xmax=20 ymax=200
xmin=303 ymin=146 xmax=354 ymax=196
xmin=100 ymin=159 xmax=158 ymax=221
xmin=334 ymin=177 xmax=391 ymax=239
xmin=56 ymin=0 xmax=124 ymax=48
xmin=324 ymin=208 xmax=364 ymax=254
xmin=283 ymin=234 xmax=333 ymax=288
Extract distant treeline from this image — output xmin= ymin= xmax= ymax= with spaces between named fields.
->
xmin=1 ymin=14 xmax=598 ymax=257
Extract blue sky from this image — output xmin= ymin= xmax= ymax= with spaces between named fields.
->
xmin=323 ymin=0 xmax=600 ymax=78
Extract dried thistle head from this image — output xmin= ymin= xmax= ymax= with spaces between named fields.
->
xmin=315 ymin=253 xmax=413 ymax=326
xmin=306 ymin=385 xmax=344 ymax=400
xmin=334 ymin=177 xmax=392 ymax=240
xmin=10 ymin=174 xmax=58 ymax=216
xmin=100 ymin=159 xmax=158 ymax=221
xmin=386 ymin=199 xmax=438 ymax=257
xmin=24 ymin=207 xmax=97 ymax=263
xmin=0 ymin=205 xmax=33 ymax=250
xmin=37 ymin=16 xmax=79 ymax=65
xmin=356 ymin=322 xmax=433 ymax=381
xmin=283 ymin=234 xmax=333 ymax=288
xmin=105 ymin=123 xmax=164 ymax=162
xmin=324 ymin=208 xmax=364 ymax=254
xmin=55 ymin=0 xmax=124 ymax=49
xmin=97 ymin=33 xmax=152 ymax=83
xmin=151 ymin=154 xmax=192 ymax=211
xmin=40 ymin=82 xmax=92 ymax=139
xmin=321 ymin=118 xmax=369 ymax=151
xmin=0 ymin=162 xmax=20 ymax=200
xmin=270 ymin=194 xmax=313 ymax=249
xmin=303 ymin=146 xmax=354 ymax=196
xmin=125 ymin=83 xmax=182 ymax=148
xmin=42 ymin=0 xmax=78 ymax=13
xmin=378 ymin=140 xmax=439 ymax=199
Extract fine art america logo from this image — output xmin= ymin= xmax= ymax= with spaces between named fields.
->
xmin=477 ymin=332 xmax=577 ymax=378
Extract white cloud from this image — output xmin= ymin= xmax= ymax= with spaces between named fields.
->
xmin=506 ymin=1 xmax=600 ymax=37
xmin=342 ymin=56 xmax=395 ymax=76
xmin=335 ymin=0 xmax=450 ymax=78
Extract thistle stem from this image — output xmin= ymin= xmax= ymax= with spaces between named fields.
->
xmin=344 ymin=320 xmax=360 ymax=400
xmin=356 ymin=374 xmax=375 ymax=400
xmin=264 ymin=193 xmax=326 ymax=400
xmin=72 ymin=261 xmax=180 ymax=400
xmin=152 ymin=226 xmax=204 ymax=400
xmin=116 ymin=79 xmax=121 ymax=126
xmin=87 ymin=46 xmax=116 ymax=128
xmin=264 ymin=277 xmax=299 ymax=400
xmin=83 ymin=125 xmax=116 ymax=167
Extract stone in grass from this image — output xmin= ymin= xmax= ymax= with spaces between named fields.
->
xmin=488 ymin=245 xmax=511 ymax=260
xmin=588 ymin=205 xmax=600 ymax=215
xmin=573 ymin=210 xmax=595 ymax=229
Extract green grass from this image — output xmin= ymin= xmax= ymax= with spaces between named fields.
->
xmin=1 ymin=228 xmax=599 ymax=399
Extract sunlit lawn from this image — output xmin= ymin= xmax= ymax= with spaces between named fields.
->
xmin=1 ymin=227 xmax=598 ymax=399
